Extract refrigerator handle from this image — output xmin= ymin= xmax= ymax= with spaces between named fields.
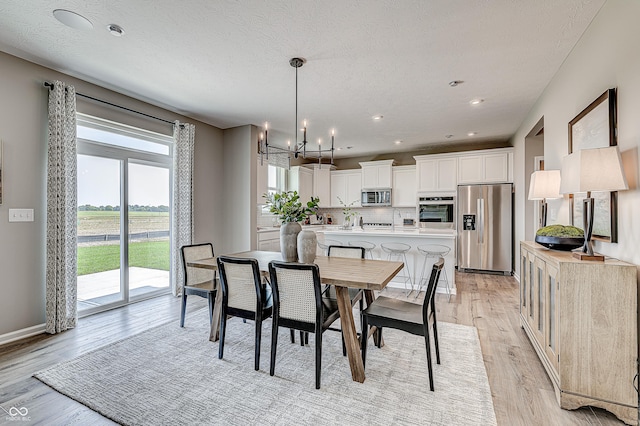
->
xmin=477 ymin=198 xmax=484 ymax=244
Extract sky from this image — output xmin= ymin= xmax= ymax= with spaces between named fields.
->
xmin=77 ymin=155 xmax=169 ymax=207
xmin=76 ymin=124 xmax=170 ymax=207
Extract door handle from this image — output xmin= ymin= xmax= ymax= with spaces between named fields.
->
xmin=477 ymin=198 xmax=484 ymax=244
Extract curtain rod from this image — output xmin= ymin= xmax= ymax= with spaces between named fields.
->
xmin=43 ymin=81 xmax=182 ymax=127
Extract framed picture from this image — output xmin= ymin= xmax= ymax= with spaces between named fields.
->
xmin=568 ymin=88 xmax=618 ymax=242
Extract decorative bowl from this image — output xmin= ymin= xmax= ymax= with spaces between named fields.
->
xmin=534 ymin=235 xmax=584 ymax=251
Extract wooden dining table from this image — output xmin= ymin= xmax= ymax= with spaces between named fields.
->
xmin=187 ymin=250 xmax=403 ymax=383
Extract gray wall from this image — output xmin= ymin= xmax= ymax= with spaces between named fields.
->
xmin=0 ymin=51 xmax=224 ymax=338
xmin=512 ymin=0 xmax=640 ymax=277
xmin=221 ymin=125 xmax=258 ymax=254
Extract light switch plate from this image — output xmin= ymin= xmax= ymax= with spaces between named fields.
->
xmin=9 ymin=208 xmax=34 ymax=222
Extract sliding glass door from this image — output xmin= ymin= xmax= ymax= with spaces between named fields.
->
xmin=76 ymin=114 xmax=173 ymax=315
xmin=77 ymin=154 xmax=124 ymax=309
xmin=127 ymin=162 xmax=170 ymax=299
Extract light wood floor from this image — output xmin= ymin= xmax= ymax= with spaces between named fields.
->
xmin=0 ymin=272 xmax=625 ymax=425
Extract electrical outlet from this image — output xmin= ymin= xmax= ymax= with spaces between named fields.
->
xmin=8 ymin=208 xmax=34 ymax=222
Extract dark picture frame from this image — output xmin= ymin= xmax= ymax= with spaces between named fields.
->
xmin=568 ymin=88 xmax=618 ymax=243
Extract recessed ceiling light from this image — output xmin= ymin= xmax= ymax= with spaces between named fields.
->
xmin=336 ymin=147 xmax=342 ymax=151
xmin=107 ymin=24 xmax=125 ymax=37
xmin=53 ymin=9 xmax=93 ymax=30
xmin=394 ymin=140 xmax=402 ymax=145
xmin=445 ymin=134 xmax=454 ymax=139
xmin=372 ymin=115 xmax=383 ymax=121
xmin=449 ymin=80 xmax=464 ymax=87
xmin=469 ymin=98 xmax=484 ymax=105
xmin=467 ymin=132 xmax=477 ymax=137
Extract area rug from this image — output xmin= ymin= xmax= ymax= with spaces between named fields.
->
xmin=35 ymin=309 xmax=496 ymax=425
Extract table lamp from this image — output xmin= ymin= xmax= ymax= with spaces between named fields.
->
xmin=559 ymin=146 xmax=628 ymax=261
xmin=528 ymin=170 xmax=561 ymax=228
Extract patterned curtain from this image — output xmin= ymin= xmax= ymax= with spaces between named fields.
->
xmin=172 ymin=122 xmax=195 ymax=296
xmin=45 ymin=80 xmax=78 ymax=334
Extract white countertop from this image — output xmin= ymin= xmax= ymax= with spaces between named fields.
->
xmin=320 ymin=227 xmax=456 ymax=238
xmin=258 ymin=225 xmax=456 ymax=238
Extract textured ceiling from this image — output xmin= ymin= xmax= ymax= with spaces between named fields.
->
xmin=0 ymin=0 xmax=604 ymax=157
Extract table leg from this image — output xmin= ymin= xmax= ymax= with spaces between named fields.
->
xmin=335 ymin=286 xmax=365 ymax=383
xmin=209 ymin=290 xmax=223 ymax=342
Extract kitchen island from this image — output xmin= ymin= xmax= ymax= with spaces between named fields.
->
xmin=318 ymin=227 xmax=456 ymax=295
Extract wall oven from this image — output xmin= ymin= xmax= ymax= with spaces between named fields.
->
xmin=417 ymin=195 xmax=455 ymax=227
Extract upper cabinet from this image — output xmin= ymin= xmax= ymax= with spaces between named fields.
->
xmin=457 ymin=148 xmax=513 ymax=184
xmin=311 ymin=164 xmax=333 ymax=208
xmin=331 ymin=169 xmax=362 ymax=207
xmin=414 ymin=148 xmax=513 ymax=192
xmin=392 ymin=166 xmax=417 ymax=207
xmin=414 ymin=155 xmax=458 ymax=193
xmin=289 ymin=166 xmax=313 ymax=203
xmin=359 ymin=160 xmax=394 ymax=189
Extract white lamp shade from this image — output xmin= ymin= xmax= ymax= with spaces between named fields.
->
xmin=528 ymin=170 xmax=561 ymax=200
xmin=559 ymin=146 xmax=628 ymax=194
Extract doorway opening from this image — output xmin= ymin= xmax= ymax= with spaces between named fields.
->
xmin=524 ymin=117 xmax=545 ymax=241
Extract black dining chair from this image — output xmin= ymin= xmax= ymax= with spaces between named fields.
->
xmin=324 ymin=245 xmax=365 ymax=355
xmin=361 ymin=258 xmax=444 ymax=391
xmin=268 ymin=260 xmax=340 ymax=389
xmin=180 ymin=243 xmax=217 ymax=327
xmin=217 ymin=256 xmax=273 ymax=371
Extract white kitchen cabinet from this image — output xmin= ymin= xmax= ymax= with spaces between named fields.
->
xmin=392 ymin=165 xmax=417 ymax=207
xmin=331 ymin=170 xmax=362 ymax=207
xmin=289 ymin=166 xmax=313 ymax=203
xmin=414 ymin=155 xmax=457 ymax=193
xmin=457 ymin=148 xmax=513 ymax=184
xmin=359 ymin=159 xmax=394 ymax=189
xmin=256 ymin=159 xmax=269 ymax=204
xmin=311 ymin=165 xmax=333 ymax=208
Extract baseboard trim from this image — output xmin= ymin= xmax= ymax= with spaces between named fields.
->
xmin=0 ymin=323 xmax=46 ymax=346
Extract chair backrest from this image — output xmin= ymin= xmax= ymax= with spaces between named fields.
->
xmin=268 ymin=261 xmax=322 ymax=325
xmin=181 ymin=243 xmax=215 ymax=287
xmin=217 ymin=256 xmax=264 ymax=312
xmin=422 ymin=258 xmax=444 ymax=322
xmin=327 ymin=245 xmax=365 ymax=259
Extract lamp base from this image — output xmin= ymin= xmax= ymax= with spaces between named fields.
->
xmin=572 ymin=251 xmax=605 ymax=261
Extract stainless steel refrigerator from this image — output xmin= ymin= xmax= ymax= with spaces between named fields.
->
xmin=457 ymin=183 xmax=512 ymax=274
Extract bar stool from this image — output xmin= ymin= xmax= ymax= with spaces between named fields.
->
xmin=348 ymin=241 xmax=376 ymax=259
xmin=417 ymin=244 xmax=451 ymax=300
xmin=380 ymin=242 xmax=413 ymax=296
xmin=317 ymin=239 xmax=340 ymax=256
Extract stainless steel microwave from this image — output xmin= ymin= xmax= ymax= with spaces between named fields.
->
xmin=361 ymin=189 xmax=391 ymax=206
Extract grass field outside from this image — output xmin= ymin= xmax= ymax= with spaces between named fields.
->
xmin=78 ymin=211 xmax=169 ymax=236
xmin=77 ymin=210 xmax=171 ymax=276
xmin=77 ymin=240 xmax=170 ymax=276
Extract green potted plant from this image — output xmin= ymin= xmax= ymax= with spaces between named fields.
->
xmin=337 ymin=197 xmax=358 ymax=229
xmin=264 ymin=191 xmax=320 ymax=262
xmin=535 ymin=224 xmax=584 ymax=251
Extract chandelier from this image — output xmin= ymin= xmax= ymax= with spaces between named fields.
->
xmin=257 ymin=57 xmax=335 ymax=168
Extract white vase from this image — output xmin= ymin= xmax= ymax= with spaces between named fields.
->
xmin=280 ymin=222 xmax=301 ymax=262
xmin=297 ymin=229 xmax=317 ymax=264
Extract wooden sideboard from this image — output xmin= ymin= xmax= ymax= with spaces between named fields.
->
xmin=520 ymin=241 xmax=638 ymax=425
